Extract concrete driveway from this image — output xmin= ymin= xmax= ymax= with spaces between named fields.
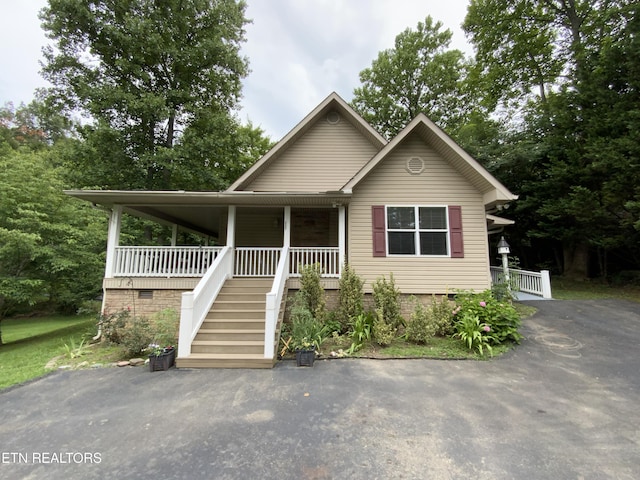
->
xmin=1 ymin=299 xmax=639 ymax=479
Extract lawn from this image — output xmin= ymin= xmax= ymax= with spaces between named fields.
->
xmin=552 ymin=277 xmax=640 ymax=302
xmin=0 ymin=315 xmax=97 ymax=390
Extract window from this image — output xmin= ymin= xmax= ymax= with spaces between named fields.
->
xmin=387 ymin=206 xmax=449 ymax=256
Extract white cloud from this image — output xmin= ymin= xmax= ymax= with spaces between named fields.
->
xmin=0 ymin=0 xmax=472 ymax=140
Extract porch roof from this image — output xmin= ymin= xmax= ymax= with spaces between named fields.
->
xmin=65 ymin=190 xmax=351 ymax=237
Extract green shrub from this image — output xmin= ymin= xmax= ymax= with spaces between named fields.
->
xmin=298 ymin=263 xmax=326 ymax=321
xmin=373 ymin=308 xmax=396 ymax=346
xmin=453 ymin=290 xmax=522 ymax=344
xmin=284 ymin=291 xmax=330 ymax=352
xmin=151 ymin=308 xmax=179 ymax=346
xmin=372 ymin=274 xmax=404 ymax=329
xmin=337 ymin=263 xmax=364 ymax=331
xmin=99 ymin=309 xmax=130 ymax=344
xmin=406 ymin=299 xmax=437 ymax=344
xmin=120 ymin=315 xmax=153 ymax=357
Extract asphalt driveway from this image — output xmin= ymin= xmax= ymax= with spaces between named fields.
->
xmin=1 ymin=299 xmax=639 ymax=479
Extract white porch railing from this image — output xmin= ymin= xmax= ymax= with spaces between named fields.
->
xmin=491 ymin=266 xmax=552 ymax=299
xmin=264 ymin=247 xmax=290 ymax=359
xmin=234 ymin=247 xmax=282 ymax=276
xmin=114 ymin=246 xmax=222 ymax=277
xmin=178 ymin=246 xmax=233 ymax=358
xmin=289 ymin=247 xmax=340 ymax=277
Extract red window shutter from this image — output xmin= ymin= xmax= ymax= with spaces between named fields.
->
xmin=448 ymin=206 xmax=464 ymax=258
xmin=372 ymin=205 xmax=386 ymax=257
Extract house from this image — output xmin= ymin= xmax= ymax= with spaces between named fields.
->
xmin=66 ymin=92 xmax=517 ymax=368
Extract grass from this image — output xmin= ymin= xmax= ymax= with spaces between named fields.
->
xmin=551 ymin=277 xmax=640 ymax=302
xmin=0 ymin=315 xmax=126 ymax=390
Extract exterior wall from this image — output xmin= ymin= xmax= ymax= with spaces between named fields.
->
xmin=348 ymin=132 xmax=492 ymax=294
xmin=235 ymin=207 xmax=283 ymax=247
xmin=245 ymin=113 xmax=380 ymax=192
xmin=291 ymin=208 xmax=338 ymax=247
xmin=103 ymin=288 xmax=187 ymax=319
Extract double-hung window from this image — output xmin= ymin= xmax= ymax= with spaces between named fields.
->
xmin=386 ymin=206 xmax=449 ymax=256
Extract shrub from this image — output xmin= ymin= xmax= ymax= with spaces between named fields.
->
xmin=151 ymin=309 xmax=179 ymax=346
xmin=373 ymin=308 xmax=396 ymax=346
xmin=453 ymin=290 xmax=522 ymax=344
xmin=347 ymin=311 xmax=374 ymax=354
xmin=99 ymin=309 xmax=130 ymax=344
xmin=406 ymin=299 xmax=437 ymax=344
xmin=284 ymin=291 xmax=330 ymax=352
xmin=120 ymin=316 xmax=153 ymax=357
xmin=372 ymin=274 xmax=404 ymax=329
xmin=298 ymin=263 xmax=326 ymax=321
xmin=337 ymin=263 xmax=364 ymax=331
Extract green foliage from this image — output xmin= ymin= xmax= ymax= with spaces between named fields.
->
xmin=151 ymin=309 xmax=179 ymax=347
xmin=62 ymin=336 xmax=90 ymax=359
xmin=284 ymin=291 xmax=331 ymax=352
xmin=337 ymin=263 xmax=364 ymax=331
xmin=0 ymin=147 xmax=105 ymax=324
xmin=406 ymin=299 xmax=437 ymax=344
xmin=347 ymin=312 xmax=374 ymax=354
xmin=39 ymin=0 xmax=271 ymax=190
xmin=453 ymin=311 xmax=494 ymax=357
xmin=372 ymin=308 xmax=397 ymax=347
xmin=298 ymin=263 xmax=327 ymax=322
xmin=351 ymin=15 xmax=477 ymax=138
xmin=372 ymin=274 xmax=404 ymax=329
xmin=453 ymin=290 xmax=522 ymax=344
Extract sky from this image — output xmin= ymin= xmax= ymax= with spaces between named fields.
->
xmin=0 ymin=0 xmax=473 ymax=141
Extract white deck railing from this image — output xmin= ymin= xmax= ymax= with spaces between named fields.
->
xmin=289 ymin=247 xmax=340 ymax=277
xmin=234 ymin=247 xmax=282 ymax=276
xmin=114 ymin=246 xmax=222 ymax=277
xmin=264 ymin=247 xmax=290 ymax=360
xmin=178 ymin=246 xmax=233 ymax=358
xmin=491 ymin=266 xmax=552 ymax=299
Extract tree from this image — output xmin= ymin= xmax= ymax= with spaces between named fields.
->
xmin=351 ymin=16 xmax=477 ymax=139
xmin=39 ymin=0 xmax=260 ymax=190
xmin=464 ymin=0 xmax=640 ymax=279
xmin=0 ymin=143 xmax=106 ymax=345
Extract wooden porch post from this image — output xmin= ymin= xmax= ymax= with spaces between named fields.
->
xmin=227 ymin=206 xmax=236 ymax=247
xmin=338 ymin=205 xmax=346 ymax=274
xmin=104 ymin=205 xmax=122 ymax=278
xmin=283 ymin=206 xmax=291 ymax=248
xmin=171 ymin=224 xmax=178 ymax=246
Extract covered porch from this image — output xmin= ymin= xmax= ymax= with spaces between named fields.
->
xmin=67 ymin=190 xmax=350 ymax=367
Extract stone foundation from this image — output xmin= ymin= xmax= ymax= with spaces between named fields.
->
xmin=103 ymin=289 xmax=188 ymax=318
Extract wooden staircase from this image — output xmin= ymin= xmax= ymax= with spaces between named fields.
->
xmin=176 ymin=278 xmax=284 ymax=369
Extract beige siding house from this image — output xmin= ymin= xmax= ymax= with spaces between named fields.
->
xmin=67 ymin=92 xmax=516 ymax=368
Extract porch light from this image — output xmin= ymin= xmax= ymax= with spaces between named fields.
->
xmin=497 ymin=236 xmax=510 ymax=255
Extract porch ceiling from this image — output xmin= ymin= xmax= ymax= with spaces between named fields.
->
xmin=65 ymin=190 xmax=352 ymax=237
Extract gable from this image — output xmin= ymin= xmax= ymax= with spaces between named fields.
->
xmin=243 ymin=111 xmax=381 ymax=192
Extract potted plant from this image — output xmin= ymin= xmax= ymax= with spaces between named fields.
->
xmin=147 ymin=343 xmax=176 ymax=371
xmin=294 ymin=338 xmax=316 ymax=367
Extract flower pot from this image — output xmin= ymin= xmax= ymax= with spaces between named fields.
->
xmin=295 ymin=348 xmax=315 ymax=367
xmin=149 ymin=348 xmax=175 ymax=372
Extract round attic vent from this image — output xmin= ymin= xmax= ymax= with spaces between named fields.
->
xmin=326 ymin=111 xmax=341 ymax=124
xmin=406 ymin=156 xmax=425 ymax=175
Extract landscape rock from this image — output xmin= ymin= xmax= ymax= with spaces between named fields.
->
xmin=116 ymin=361 xmax=131 ymax=367
xmin=129 ymin=358 xmax=145 ymax=366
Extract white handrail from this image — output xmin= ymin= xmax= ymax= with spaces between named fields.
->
xmin=114 ymin=246 xmax=222 ymax=277
xmin=490 ymin=266 xmax=552 ymax=299
xmin=264 ymin=247 xmax=289 ymax=359
xmin=178 ymin=246 xmax=233 ymax=358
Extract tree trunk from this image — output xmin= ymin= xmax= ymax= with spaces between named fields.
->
xmin=563 ymin=241 xmax=589 ymax=280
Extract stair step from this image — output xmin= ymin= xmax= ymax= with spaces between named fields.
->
xmin=176 ymin=353 xmax=274 ymax=369
xmin=194 ymin=329 xmax=264 ymax=341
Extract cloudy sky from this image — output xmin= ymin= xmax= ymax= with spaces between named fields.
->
xmin=0 ymin=0 xmax=473 ymax=141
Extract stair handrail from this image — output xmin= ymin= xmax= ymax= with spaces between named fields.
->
xmin=264 ymin=246 xmax=289 ymax=359
xmin=178 ymin=246 xmax=233 ymax=358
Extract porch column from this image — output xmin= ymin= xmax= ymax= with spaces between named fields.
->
xmin=227 ymin=206 xmax=236 ymax=247
xmin=171 ymin=224 xmax=178 ymax=246
xmin=283 ymin=206 xmax=291 ymax=248
xmin=104 ymin=205 xmax=122 ymax=278
xmin=338 ymin=205 xmax=346 ymax=274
